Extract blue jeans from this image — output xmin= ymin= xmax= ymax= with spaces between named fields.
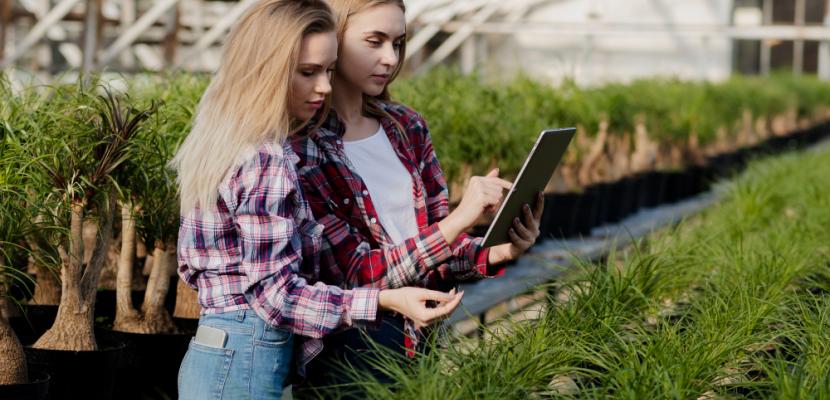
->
xmin=299 ymin=312 xmax=424 ymax=399
xmin=178 ymin=309 xmax=294 ymax=399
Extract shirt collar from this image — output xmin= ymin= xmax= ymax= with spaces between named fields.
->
xmin=311 ymin=104 xmax=397 ymax=142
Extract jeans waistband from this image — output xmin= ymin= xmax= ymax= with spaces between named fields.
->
xmin=200 ymin=308 xmax=257 ymax=324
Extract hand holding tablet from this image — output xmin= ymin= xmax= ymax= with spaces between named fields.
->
xmin=437 ymin=168 xmax=513 ymax=245
xmin=482 ymin=128 xmax=576 ymax=247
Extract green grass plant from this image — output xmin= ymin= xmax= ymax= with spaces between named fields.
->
xmin=318 ymin=144 xmax=830 ymax=399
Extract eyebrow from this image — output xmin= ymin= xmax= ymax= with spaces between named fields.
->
xmin=364 ymin=30 xmax=406 ymax=40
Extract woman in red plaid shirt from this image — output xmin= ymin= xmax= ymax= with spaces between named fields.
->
xmin=292 ymin=0 xmax=544 ymax=391
xmin=171 ymin=0 xmax=463 ymax=398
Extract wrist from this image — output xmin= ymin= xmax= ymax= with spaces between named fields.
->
xmin=378 ymin=289 xmax=398 ymax=313
xmin=487 ymin=244 xmax=510 ymax=265
xmin=487 ymin=246 xmax=502 ymax=265
xmin=439 ymin=213 xmax=466 ymax=243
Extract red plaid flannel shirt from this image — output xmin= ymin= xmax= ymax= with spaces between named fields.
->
xmin=291 ymin=102 xmax=506 ymax=351
xmin=177 ymin=140 xmax=379 ymax=375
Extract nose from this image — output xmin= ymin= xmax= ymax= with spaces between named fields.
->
xmin=315 ymin=73 xmax=331 ymax=95
xmin=380 ymin=42 xmax=399 ymax=69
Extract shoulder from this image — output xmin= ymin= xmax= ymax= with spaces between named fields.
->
xmin=218 ymin=141 xmax=297 ymax=210
xmin=226 ymin=141 xmax=296 ymax=188
xmin=380 ymin=102 xmax=432 ymax=150
xmin=381 ymin=102 xmax=428 ymax=131
xmin=289 ymin=133 xmax=324 ymax=165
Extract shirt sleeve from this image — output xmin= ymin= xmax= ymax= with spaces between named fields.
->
xmin=221 ymin=148 xmax=379 ymax=338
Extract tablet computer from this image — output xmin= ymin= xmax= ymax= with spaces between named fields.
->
xmin=481 ymin=128 xmax=575 ymax=247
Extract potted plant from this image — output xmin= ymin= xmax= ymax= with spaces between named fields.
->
xmin=20 ymin=81 xmax=153 ymax=400
xmin=0 ymin=76 xmax=51 ymax=399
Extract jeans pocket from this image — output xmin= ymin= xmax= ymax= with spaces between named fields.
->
xmin=178 ymin=338 xmax=235 ymax=400
xmin=251 ymin=330 xmax=294 ymax=398
xmin=256 ymin=324 xmax=292 ymax=347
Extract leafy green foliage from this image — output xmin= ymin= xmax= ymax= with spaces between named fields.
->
xmin=393 ymin=70 xmax=830 ymax=184
xmin=323 ymin=145 xmax=830 ymax=399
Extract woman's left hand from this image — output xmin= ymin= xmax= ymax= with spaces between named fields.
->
xmin=487 ymin=192 xmax=544 ymax=265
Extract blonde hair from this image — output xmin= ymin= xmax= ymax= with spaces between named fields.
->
xmin=327 ymin=0 xmax=406 ymax=125
xmin=171 ymin=0 xmax=335 ymax=212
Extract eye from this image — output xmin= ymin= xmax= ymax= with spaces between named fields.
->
xmin=301 ymin=70 xmax=314 ymax=77
xmin=367 ymin=39 xmax=382 ymax=47
xmin=393 ymin=41 xmax=403 ymax=50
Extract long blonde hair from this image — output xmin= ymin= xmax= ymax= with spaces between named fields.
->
xmin=327 ymin=0 xmax=406 ymax=124
xmin=171 ymin=0 xmax=335 ymax=212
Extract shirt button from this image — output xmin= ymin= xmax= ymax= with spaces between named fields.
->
xmin=362 ymin=190 xmax=369 ymax=196
xmin=370 ymin=217 xmax=377 ymax=224
xmin=343 ymin=198 xmax=350 ymax=205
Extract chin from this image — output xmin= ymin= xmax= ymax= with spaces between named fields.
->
xmin=293 ymin=110 xmax=313 ymax=121
xmin=363 ymin=83 xmax=385 ymax=97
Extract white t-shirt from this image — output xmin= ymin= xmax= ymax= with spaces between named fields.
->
xmin=343 ymin=125 xmax=418 ymax=245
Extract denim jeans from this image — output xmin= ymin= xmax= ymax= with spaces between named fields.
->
xmin=298 ymin=312 xmax=423 ymax=399
xmin=178 ymin=309 xmax=294 ymax=400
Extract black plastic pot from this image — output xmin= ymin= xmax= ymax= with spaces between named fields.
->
xmin=24 ymin=338 xmax=125 ymax=400
xmin=637 ymin=171 xmax=666 ymax=209
xmin=538 ymin=194 xmax=556 ymax=238
xmin=706 ymin=154 xmax=727 ymax=179
xmin=99 ymin=319 xmax=196 ymax=400
xmin=732 ymin=148 xmax=753 ymax=170
xmin=613 ymin=176 xmax=642 ymax=223
xmin=582 ymin=185 xmax=603 ymax=228
xmin=541 ymin=193 xmax=580 ymax=239
xmin=9 ymin=305 xmax=59 ymax=346
xmin=603 ymin=179 xmax=632 ymax=224
xmin=95 ymin=287 xmax=178 ymax=323
xmin=662 ymin=172 xmax=687 ymax=204
xmin=687 ymin=165 xmax=714 ymax=198
xmin=572 ymin=189 xmax=599 ymax=237
xmin=0 ymin=370 xmax=50 ymax=400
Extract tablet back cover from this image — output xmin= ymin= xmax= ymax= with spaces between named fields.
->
xmin=482 ymin=128 xmax=575 ymax=247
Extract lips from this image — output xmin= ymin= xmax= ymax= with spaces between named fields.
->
xmin=307 ymin=100 xmax=324 ymax=110
xmin=371 ymin=74 xmax=390 ymax=84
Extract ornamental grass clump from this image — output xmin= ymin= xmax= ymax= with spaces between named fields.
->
xmin=324 ymin=145 xmax=830 ymax=399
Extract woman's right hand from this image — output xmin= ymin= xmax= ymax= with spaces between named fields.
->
xmin=378 ymin=287 xmax=464 ymax=329
xmin=439 ymin=169 xmax=512 ymax=244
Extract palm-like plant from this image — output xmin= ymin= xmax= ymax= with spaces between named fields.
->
xmin=0 ymin=74 xmax=54 ymax=384
xmin=112 ymin=98 xmax=183 ymax=334
xmin=107 ymin=75 xmax=205 ymax=333
xmin=19 ymin=81 xmax=154 ymax=351
xmin=0 ymin=164 xmax=33 ymax=385
xmin=1 ymin=74 xmax=30 ymax=385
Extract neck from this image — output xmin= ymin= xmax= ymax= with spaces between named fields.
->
xmin=332 ymin=75 xmax=366 ymax=126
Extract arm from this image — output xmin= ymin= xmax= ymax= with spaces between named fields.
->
xmin=415 ymin=116 xmax=505 ymax=280
xmin=299 ymin=153 xmax=508 ymax=289
xmin=301 ymin=168 xmax=455 ymax=289
xmin=225 ymin=149 xmax=379 ymax=338
xmin=414 ymin=113 xmax=543 ymax=276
